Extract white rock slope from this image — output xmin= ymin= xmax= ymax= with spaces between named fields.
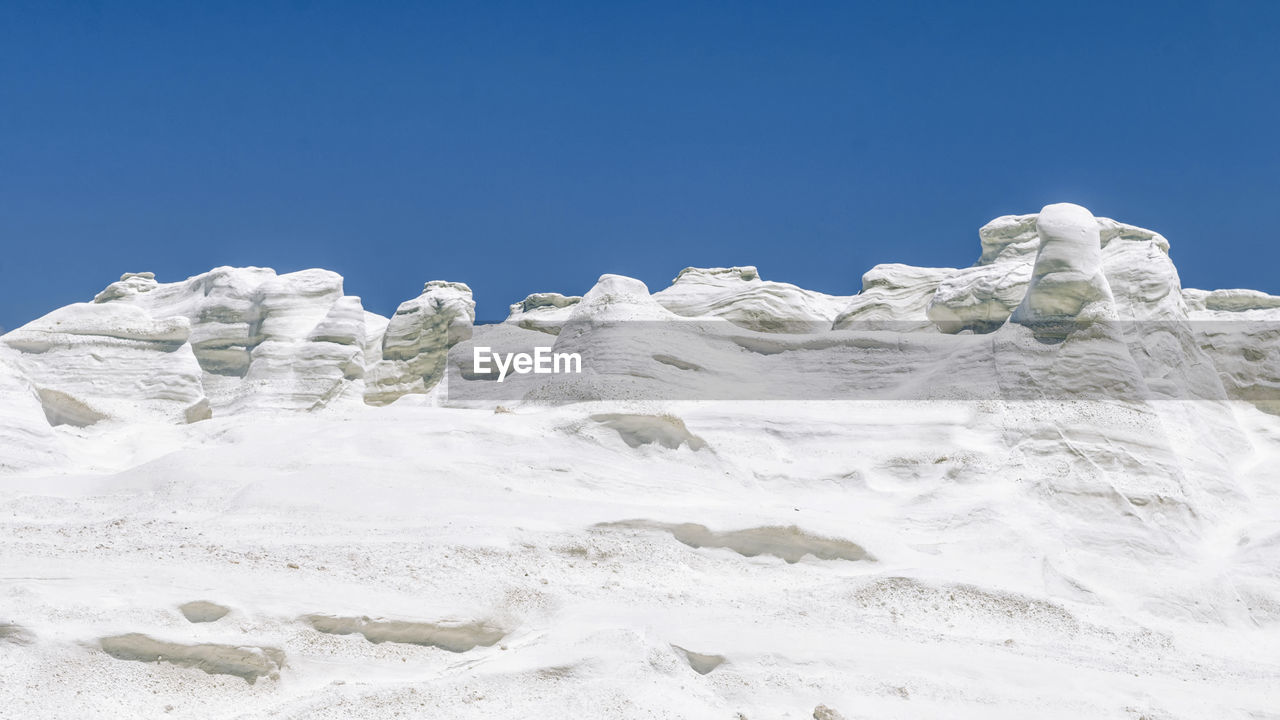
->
xmin=1 ymin=203 xmax=1278 ymax=719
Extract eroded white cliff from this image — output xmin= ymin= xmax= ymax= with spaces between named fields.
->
xmin=2 ymin=204 xmax=1280 ymax=719
xmin=2 ymin=201 xmax=1276 ymax=439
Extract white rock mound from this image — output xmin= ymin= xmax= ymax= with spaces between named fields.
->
xmin=1184 ymin=286 xmax=1280 ymax=413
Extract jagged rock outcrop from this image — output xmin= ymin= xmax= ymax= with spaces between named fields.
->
xmin=364 ymin=281 xmax=475 ymax=406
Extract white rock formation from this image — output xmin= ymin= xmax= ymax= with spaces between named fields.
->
xmin=926 ymin=261 xmax=1033 ymax=333
xmin=927 ymin=208 xmax=1176 ymax=335
xmin=653 ymin=266 xmax=852 ymax=332
xmin=1009 ymin=203 xmax=1115 ymax=330
xmin=1189 ymin=288 xmax=1280 ymax=312
xmin=86 ymin=267 xmax=376 ymax=414
xmin=1 ymin=300 xmax=209 ymax=425
xmin=1 ymin=267 xmax=486 ymax=420
xmin=0 ymin=347 xmax=64 ymax=470
xmin=1 ymin=203 xmax=1270 ymax=420
xmin=573 ymin=273 xmax=671 ymax=322
xmin=923 ymin=215 xmax=1040 ymax=333
xmin=1184 ymin=287 xmax=1280 ymax=413
xmin=364 ymin=281 xmax=475 ymax=406
xmin=505 ymin=293 xmax=581 ymax=335
xmin=833 ymin=264 xmax=955 ymax=330
xmin=2 ymin=204 xmax=1279 ymax=719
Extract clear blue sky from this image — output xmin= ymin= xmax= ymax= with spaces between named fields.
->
xmin=2 ymin=1 xmax=1277 ymax=327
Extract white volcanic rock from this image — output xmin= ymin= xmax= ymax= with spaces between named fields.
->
xmin=253 ymin=270 xmax=346 ymax=343
xmin=91 ymin=267 xmax=381 ymax=414
xmin=517 ymin=275 xmax=715 ymax=404
xmin=361 ymin=311 xmax=390 ymax=365
xmin=1 ymin=301 xmax=209 ymax=425
xmin=1011 ymin=202 xmax=1114 ymax=327
xmin=927 ymin=262 xmax=1033 ymax=333
xmin=0 ymin=347 xmax=63 ymax=470
xmin=119 ymin=266 xmax=278 ymax=379
xmin=928 ymin=211 xmax=1175 ymax=335
xmin=231 ymin=270 xmax=371 ymax=412
xmin=308 ymin=296 xmax=369 ymax=347
xmin=853 ymin=211 xmax=1169 ymax=335
xmin=505 ymin=293 xmax=581 ymax=335
xmin=976 ymin=213 xmax=1040 ymax=264
xmin=1098 ymin=215 xmax=1171 ymax=253
xmin=364 ymin=281 xmax=475 ymax=406
xmin=2 ymin=380 xmax=1277 ymax=718
xmin=1096 ymin=225 xmax=1233 ymax=407
xmin=3 ymin=204 xmax=1280 ymax=719
xmin=653 ymin=266 xmax=852 ymax=332
xmin=982 ymin=207 xmax=1245 ymax=514
xmin=1100 ymin=235 xmax=1181 ymax=318
xmin=92 ymin=271 xmax=160 ymax=303
xmin=1190 ymin=288 xmax=1280 ymax=313
xmin=13 ymin=266 xmax=492 ymax=415
xmin=833 ymin=264 xmax=955 ymax=330
xmin=574 ymin=273 xmax=669 ymax=321
xmin=926 ymin=214 xmax=1041 ymax=334
xmin=442 ymin=294 xmax=584 ymax=405
xmin=1184 ymin=287 xmax=1280 ymax=413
